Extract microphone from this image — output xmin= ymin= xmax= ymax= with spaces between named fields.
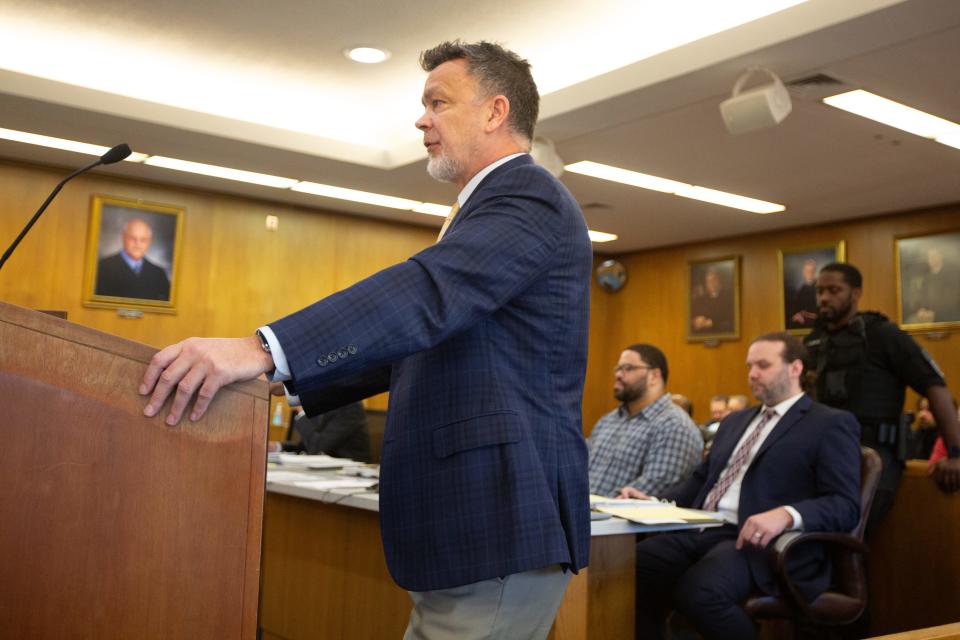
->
xmin=0 ymin=143 xmax=133 ymax=271
xmin=99 ymin=143 xmax=132 ymax=165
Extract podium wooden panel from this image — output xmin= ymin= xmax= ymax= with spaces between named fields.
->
xmin=0 ymin=301 xmax=268 ymax=639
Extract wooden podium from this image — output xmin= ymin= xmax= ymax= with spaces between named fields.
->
xmin=0 ymin=301 xmax=268 ymax=639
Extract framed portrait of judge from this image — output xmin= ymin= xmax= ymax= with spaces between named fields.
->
xmin=82 ymin=195 xmax=183 ymax=314
xmin=687 ymin=255 xmax=740 ymax=342
xmin=777 ymin=241 xmax=845 ymax=335
xmin=895 ymin=229 xmax=960 ymax=331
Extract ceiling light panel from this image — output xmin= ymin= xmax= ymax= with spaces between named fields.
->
xmin=588 ymin=230 xmax=618 ymax=243
xmin=936 ymin=131 xmax=960 ymax=151
xmin=412 ymin=202 xmax=452 ymax=217
xmin=673 ymin=186 xmax=784 ymax=214
xmin=565 ymin=161 xmax=784 ymax=214
xmin=565 ymin=161 xmax=689 ymax=193
xmin=144 ymin=156 xmax=299 ymax=188
xmin=823 ymin=90 xmax=960 ymax=140
xmin=292 ymin=182 xmax=421 ymax=210
xmin=0 ymin=127 xmax=148 ymax=162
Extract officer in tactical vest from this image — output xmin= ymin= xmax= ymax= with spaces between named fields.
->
xmin=804 ymin=263 xmax=960 ymax=536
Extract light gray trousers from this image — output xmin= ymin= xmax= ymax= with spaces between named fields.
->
xmin=403 ymin=564 xmax=571 ymax=640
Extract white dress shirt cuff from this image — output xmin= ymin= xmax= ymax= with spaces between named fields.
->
xmin=257 ymin=325 xmax=301 ymax=406
xmin=783 ymin=505 xmax=804 ymax=531
xmin=257 ymin=326 xmax=289 ymax=380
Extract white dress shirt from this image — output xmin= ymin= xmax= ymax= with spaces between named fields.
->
xmin=714 ymin=392 xmax=805 ymax=530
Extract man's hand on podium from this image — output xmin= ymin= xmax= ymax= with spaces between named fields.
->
xmin=140 ymin=336 xmax=275 ymax=426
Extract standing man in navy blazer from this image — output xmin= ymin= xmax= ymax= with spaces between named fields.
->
xmin=621 ymin=332 xmax=861 ymax=640
xmin=141 ymin=41 xmax=592 ymax=639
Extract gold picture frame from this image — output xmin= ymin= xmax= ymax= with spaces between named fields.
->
xmin=687 ymin=255 xmax=740 ymax=342
xmin=82 ymin=195 xmax=184 ymax=314
xmin=777 ymin=241 xmax=846 ymax=335
xmin=895 ymin=229 xmax=960 ymax=331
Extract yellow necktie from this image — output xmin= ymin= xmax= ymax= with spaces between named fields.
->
xmin=436 ymin=201 xmax=460 ymax=242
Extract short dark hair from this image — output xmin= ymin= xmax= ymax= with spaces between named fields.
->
xmin=625 ymin=343 xmax=669 ymax=384
xmin=821 ymin=262 xmax=862 ymax=289
xmin=710 ymin=394 xmax=729 ymax=404
xmin=420 ymin=40 xmax=539 ymax=142
xmin=751 ymin=332 xmax=807 ymax=365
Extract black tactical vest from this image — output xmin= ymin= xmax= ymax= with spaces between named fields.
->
xmin=804 ymin=312 xmax=898 ymax=422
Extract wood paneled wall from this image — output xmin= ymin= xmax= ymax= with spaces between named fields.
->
xmin=0 ymin=160 xmax=436 ymax=410
xmin=584 ymin=203 xmax=960 ymax=432
xmin=1 ymin=159 xmax=956 ymax=426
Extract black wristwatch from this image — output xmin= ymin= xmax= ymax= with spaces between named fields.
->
xmin=948 ymin=445 xmax=960 ymax=460
xmin=255 ymin=329 xmax=271 ymax=354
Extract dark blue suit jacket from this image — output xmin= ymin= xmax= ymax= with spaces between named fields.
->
xmin=665 ymin=395 xmax=861 ymax=601
xmin=269 ymin=155 xmax=593 ymax=591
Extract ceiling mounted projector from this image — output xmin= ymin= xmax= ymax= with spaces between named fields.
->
xmin=720 ymin=67 xmax=792 ymax=135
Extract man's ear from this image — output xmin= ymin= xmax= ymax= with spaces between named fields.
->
xmin=485 ymin=95 xmax=510 ymax=133
xmin=789 ymin=358 xmax=804 ymax=379
xmin=851 ymin=287 xmax=863 ymax=304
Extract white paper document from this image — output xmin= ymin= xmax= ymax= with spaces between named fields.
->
xmin=276 ymin=453 xmax=359 ymax=469
xmin=266 ymin=470 xmax=318 ymax=484
xmin=588 ymin=493 xmax=660 ymax=509
xmin=292 ymin=478 xmax=379 ymax=490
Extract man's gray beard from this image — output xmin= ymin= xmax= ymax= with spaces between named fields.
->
xmin=427 ymin=153 xmax=462 ymax=183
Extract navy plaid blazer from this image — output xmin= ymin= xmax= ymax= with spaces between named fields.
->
xmin=269 ymin=155 xmax=593 ymax=591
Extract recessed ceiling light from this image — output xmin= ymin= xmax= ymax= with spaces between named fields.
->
xmin=823 ymin=89 xmax=960 ymax=148
xmin=565 ymin=161 xmax=784 ymax=214
xmin=344 ymin=46 xmax=390 ymax=64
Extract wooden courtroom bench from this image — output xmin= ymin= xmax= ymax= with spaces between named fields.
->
xmin=868 ymin=460 xmax=960 ymax=636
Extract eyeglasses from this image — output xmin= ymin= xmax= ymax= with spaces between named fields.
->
xmin=613 ymin=364 xmax=653 ymax=375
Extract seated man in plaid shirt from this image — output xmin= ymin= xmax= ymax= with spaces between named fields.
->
xmin=587 ymin=344 xmax=703 ymax=497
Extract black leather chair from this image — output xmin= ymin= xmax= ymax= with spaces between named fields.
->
xmin=744 ymin=446 xmax=883 ymax=636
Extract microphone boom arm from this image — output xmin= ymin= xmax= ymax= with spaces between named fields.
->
xmin=0 ymin=143 xmax=130 ymax=272
xmin=0 ymin=158 xmax=103 ymax=271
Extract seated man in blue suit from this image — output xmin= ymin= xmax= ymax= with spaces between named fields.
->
xmin=140 ymin=41 xmax=592 ymax=639
xmin=621 ymin=332 xmax=861 ymax=640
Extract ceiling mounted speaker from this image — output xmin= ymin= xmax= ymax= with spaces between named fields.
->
xmin=720 ymin=67 xmax=792 ymax=135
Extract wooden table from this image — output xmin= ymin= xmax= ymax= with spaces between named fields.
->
xmin=258 ymin=468 xmax=701 ymax=639
xmin=868 ymin=461 xmax=960 ymax=636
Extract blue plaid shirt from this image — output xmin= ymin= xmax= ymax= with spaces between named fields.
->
xmin=587 ymin=393 xmax=704 ymax=497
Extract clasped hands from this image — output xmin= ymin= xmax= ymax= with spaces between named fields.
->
xmin=617 ymin=486 xmax=793 ymax=549
xmin=140 ymin=336 xmax=275 ymax=425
